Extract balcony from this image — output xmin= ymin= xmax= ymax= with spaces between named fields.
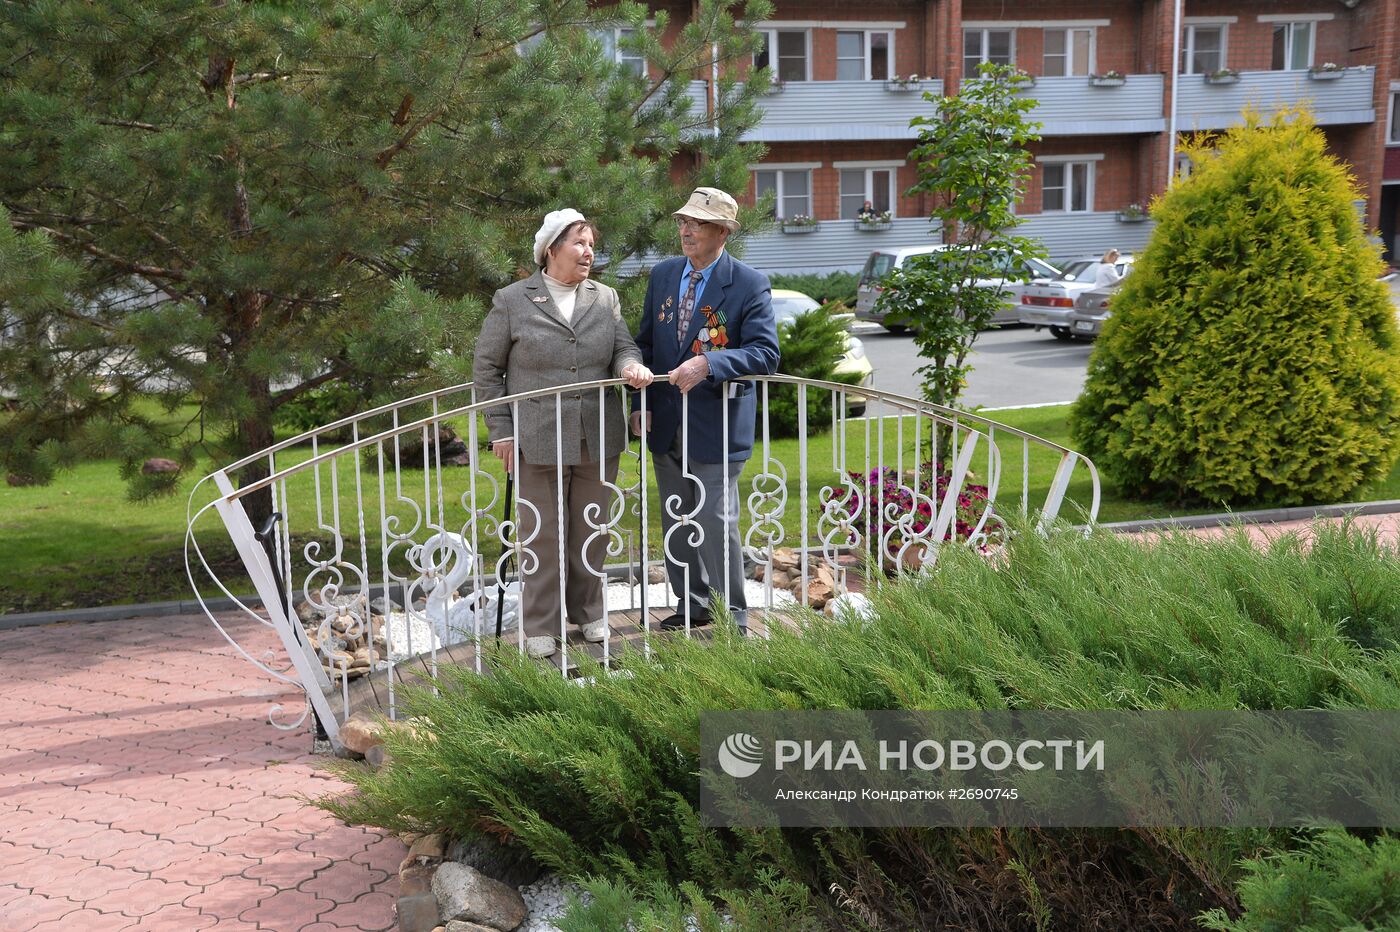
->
xmin=742 ymin=80 xmax=944 ymax=142
xmin=1013 ymin=212 xmax=1157 ymax=265
xmin=1175 ymin=67 xmax=1375 ymax=131
xmin=1009 ymin=74 xmax=1167 ymax=135
xmin=739 ymin=217 xmax=945 ymax=275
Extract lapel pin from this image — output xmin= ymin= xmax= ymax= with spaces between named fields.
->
xmin=531 ymin=296 xmax=548 ymax=303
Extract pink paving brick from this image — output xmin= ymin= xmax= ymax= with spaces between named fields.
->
xmin=237 ymin=887 xmax=336 ymax=927
xmin=316 ymin=889 xmax=399 ymax=931
xmin=0 ymin=613 xmax=406 ymax=932
xmin=84 ymin=876 xmax=202 ymax=918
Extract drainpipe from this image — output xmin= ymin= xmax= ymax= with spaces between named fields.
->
xmin=713 ymin=41 xmax=720 ymax=138
xmin=1166 ymin=0 xmax=1184 ymax=188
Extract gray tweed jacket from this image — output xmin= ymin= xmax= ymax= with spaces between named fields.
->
xmin=473 ymin=270 xmax=642 ymax=465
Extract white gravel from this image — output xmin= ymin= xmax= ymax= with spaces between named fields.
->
xmin=518 ymin=873 xmax=588 ymax=932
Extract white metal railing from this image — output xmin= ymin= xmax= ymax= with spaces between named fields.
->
xmin=185 ymin=377 xmax=1099 ymax=748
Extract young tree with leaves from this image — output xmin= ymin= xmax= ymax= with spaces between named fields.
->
xmin=0 ymin=0 xmax=769 ymax=527
xmin=873 ymin=64 xmax=1042 ymax=408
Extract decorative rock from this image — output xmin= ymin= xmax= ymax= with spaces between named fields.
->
xmin=397 ymin=891 xmax=442 ymax=932
xmin=141 ymin=457 xmax=181 ymax=475
xmin=371 ymin=596 xmax=397 ymax=615
xmin=827 ymin=592 xmax=875 ymax=623
xmin=296 ymin=600 xmax=320 ymax=624
xmin=770 ymin=570 xmax=792 ymax=589
xmin=432 ymin=862 xmax=528 ymax=931
xmin=340 ymin=717 xmax=386 ymax=755
xmin=647 ymin=564 xmax=667 ymax=584
xmin=366 ymin=743 xmax=391 ymax=768
xmin=408 ymin=833 xmax=447 ymax=861
xmin=771 ymin=547 xmax=800 ymax=573
xmin=805 ymin=579 xmax=833 ymax=610
xmin=399 ymin=861 xmax=439 ymax=897
xmin=446 ymin=922 xmax=500 ymax=932
xmin=446 ymin=835 xmax=543 ymax=889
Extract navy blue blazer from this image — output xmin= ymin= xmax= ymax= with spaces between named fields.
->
xmin=634 ymin=251 xmax=781 ymax=463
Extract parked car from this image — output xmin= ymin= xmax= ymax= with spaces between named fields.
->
xmin=1018 ymin=255 xmax=1135 ymax=340
xmin=854 ymin=245 xmax=1061 ymax=333
xmin=1065 ymin=284 xmax=1119 ymax=339
xmin=771 ymin=288 xmax=874 ymax=415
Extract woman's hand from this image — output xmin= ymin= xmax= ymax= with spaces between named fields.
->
xmin=621 ymin=363 xmax=654 ymax=390
xmin=491 ymin=439 xmax=515 ymax=475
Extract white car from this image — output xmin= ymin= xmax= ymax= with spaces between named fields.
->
xmin=855 ymin=245 xmax=1061 ymax=333
xmin=1018 ymin=255 xmax=1135 ymax=340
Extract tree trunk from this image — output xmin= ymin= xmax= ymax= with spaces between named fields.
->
xmin=234 ymin=371 xmax=276 ymax=551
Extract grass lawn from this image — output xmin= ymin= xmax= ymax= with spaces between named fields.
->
xmin=3 ymin=402 xmax=1397 ymax=614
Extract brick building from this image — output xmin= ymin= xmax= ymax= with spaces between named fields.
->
xmin=621 ymin=0 xmax=1400 ymax=273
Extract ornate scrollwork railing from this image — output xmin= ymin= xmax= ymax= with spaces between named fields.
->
xmin=186 ymin=376 xmax=1099 ymax=748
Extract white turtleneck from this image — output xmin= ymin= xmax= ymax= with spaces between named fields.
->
xmin=542 ymin=272 xmax=580 ymax=323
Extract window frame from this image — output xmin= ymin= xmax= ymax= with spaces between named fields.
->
xmin=836 ymin=162 xmax=900 ymax=220
xmin=1271 ymin=21 xmax=1315 ymax=71
xmin=1388 ymin=92 xmax=1400 ymax=146
xmin=1038 ymin=158 xmax=1096 ymax=214
xmin=1181 ymin=23 xmax=1228 ymax=75
xmin=835 ymin=28 xmax=895 ymax=81
xmin=963 ymin=27 xmax=1016 ymax=79
xmin=1042 ymin=26 xmax=1095 ymax=77
xmin=754 ymin=28 xmax=811 ymax=82
xmin=752 ymin=166 xmax=815 ymax=220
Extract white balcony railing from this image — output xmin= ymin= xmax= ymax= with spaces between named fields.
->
xmin=1175 ymin=66 xmax=1376 ymax=131
xmin=1008 ymin=74 xmax=1167 ymax=135
xmin=186 ymin=377 xmax=1100 ymax=749
xmin=742 ymin=79 xmax=944 ymax=142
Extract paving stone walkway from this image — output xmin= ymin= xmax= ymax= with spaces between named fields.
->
xmin=0 ymin=611 xmax=406 ymax=931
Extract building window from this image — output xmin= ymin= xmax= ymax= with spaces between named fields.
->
xmin=839 ymin=167 xmax=896 ymax=219
xmin=755 ymin=169 xmax=812 ymax=219
xmin=1041 ymin=161 xmax=1093 ymax=213
xmin=1271 ymin=22 xmax=1314 ymax=71
xmin=1043 ymin=28 xmax=1094 ymax=77
xmin=963 ymin=29 xmax=1014 ymax=79
xmin=594 ymin=28 xmax=645 ymax=76
xmin=836 ymin=30 xmax=893 ymax=81
xmin=755 ymin=29 xmax=808 ymax=82
xmin=1182 ymin=25 xmax=1226 ymax=75
xmin=1389 ymin=93 xmax=1400 ymax=145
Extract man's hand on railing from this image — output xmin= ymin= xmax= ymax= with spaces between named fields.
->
xmin=629 ymin=411 xmax=652 ymax=436
xmin=669 ymin=354 xmax=710 ymax=393
xmin=491 ymin=439 xmax=515 ymax=474
xmin=621 ymin=363 xmax=654 ymax=389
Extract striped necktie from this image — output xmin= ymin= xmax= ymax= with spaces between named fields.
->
xmin=677 ymin=270 xmax=704 ymax=345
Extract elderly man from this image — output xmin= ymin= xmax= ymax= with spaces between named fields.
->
xmin=631 ymin=187 xmax=780 ymax=633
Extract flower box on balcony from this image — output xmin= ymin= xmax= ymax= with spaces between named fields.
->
xmin=884 ymin=78 xmax=927 ymax=93
xmin=1089 ymin=73 xmax=1125 ymax=87
xmin=781 ymin=220 xmax=820 ymax=234
xmin=1204 ymin=70 xmax=1240 ymax=85
xmin=1308 ymin=66 xmax=1345 ymax=81
xmin=1115 ymin=210 xmax=1148 ymax=223
xmin=855 ymin=220 xmax=892 ymax=232
xmin=760 ymin=81 xmax=785 ymax=95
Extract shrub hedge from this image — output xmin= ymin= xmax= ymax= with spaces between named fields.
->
xmin=1071 ymin=110 xmax=1400 ymax=507
xmin=323 ymin=521 xmax=1400 ymax=930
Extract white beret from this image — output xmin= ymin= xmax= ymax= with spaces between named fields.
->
xmin=533 ymin=208 xmax=587 ymax=267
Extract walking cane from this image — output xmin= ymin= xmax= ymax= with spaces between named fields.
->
xmin=495 ymin=472 xmax=515 ymax=639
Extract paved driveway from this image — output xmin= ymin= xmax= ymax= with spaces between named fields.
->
xmin=0 ymin=612 xmax=405 ymax=931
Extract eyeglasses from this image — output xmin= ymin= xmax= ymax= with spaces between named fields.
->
xmin=676 ymin=217 xmax=713 ymax=231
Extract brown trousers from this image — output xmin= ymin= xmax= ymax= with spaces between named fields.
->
xmin=515 ymin=456 xmax=620 ymax=640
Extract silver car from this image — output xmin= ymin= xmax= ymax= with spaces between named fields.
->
xmin=1018 ymin=255 xmax=1134 ymax=340
xmin=855 ymin=245 xmax=1060 ymax=333
xmin=1066 ymin=285 xmax=1116 ymax=339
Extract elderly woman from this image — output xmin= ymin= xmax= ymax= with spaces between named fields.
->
xmin=474 ymin=209 xmax=653 ymax=658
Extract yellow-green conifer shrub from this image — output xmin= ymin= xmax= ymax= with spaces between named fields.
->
xmin=1070 ymin=111 xmax=1400 ymax=506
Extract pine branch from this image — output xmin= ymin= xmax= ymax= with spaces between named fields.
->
xmin=270 ymin=363 xmax=351 ymax=408
xmin=11 ymin=221 xmax=189 ymax=283
xmin=97 ymin=119 xmax=162 ymax=132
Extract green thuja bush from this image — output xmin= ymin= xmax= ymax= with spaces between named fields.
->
xmin=1200 ymin=831 xmax=1400 ymax=931
xmin=323 ymin=522 xmax=1400 ymax=929
xmin=1071 ymin=110 xmax=1400 ymax=506
xmin=767 ymin=306 xmax=863 ymax=438
xmin=768 ymin=271 xmax=859 ymax=306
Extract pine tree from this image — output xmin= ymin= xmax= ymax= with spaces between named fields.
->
xmin=0 ymin=0 xmax=769 ymax=523
xmin=1070 ymin=110 xmax=1400 ymax=506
